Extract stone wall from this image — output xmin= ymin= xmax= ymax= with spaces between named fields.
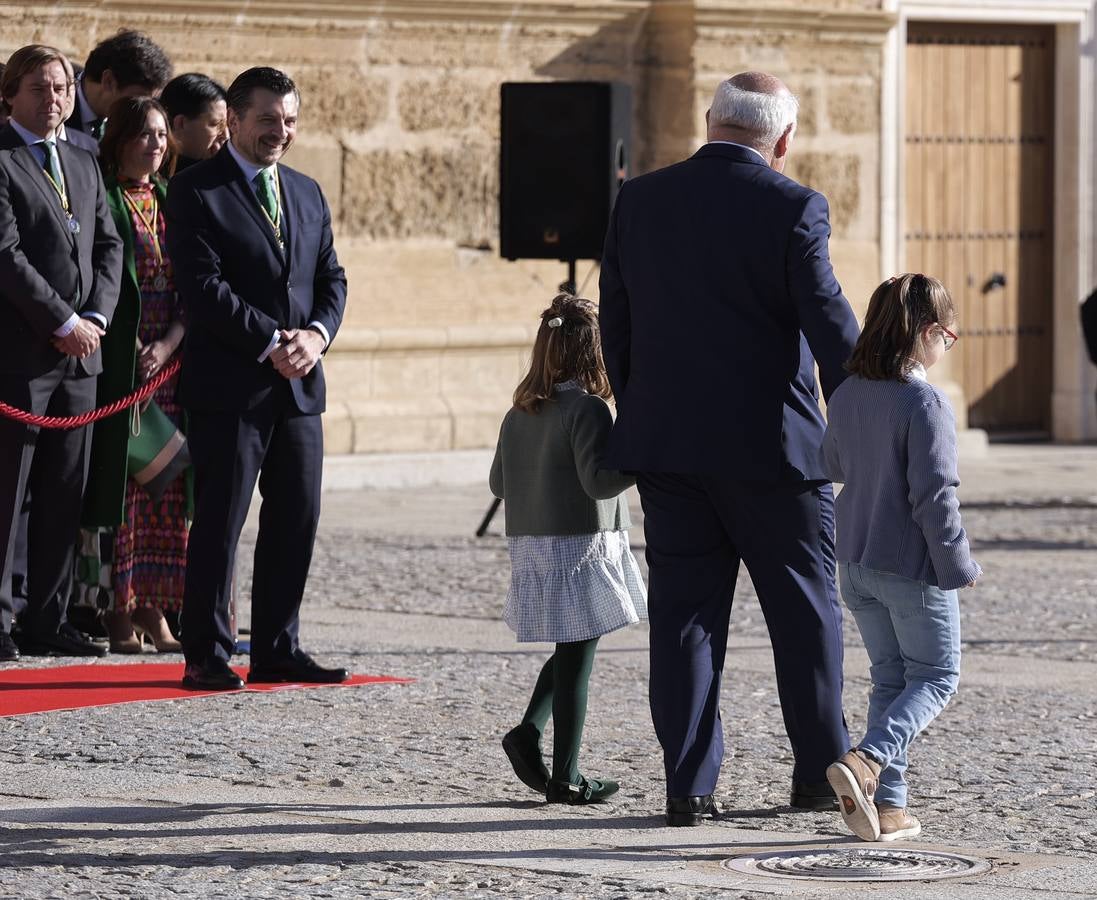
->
xmin=1 ymin=0 xmax=893 ymax=453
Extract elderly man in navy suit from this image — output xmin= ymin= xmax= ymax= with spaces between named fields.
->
xmin=599 ymin=72 xmax=861 ymax=824
xmin=166 ymin=67 xmax=347 ymax=691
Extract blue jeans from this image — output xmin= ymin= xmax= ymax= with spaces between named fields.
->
xmin=839 ymin=562 xmax=961 ymax=808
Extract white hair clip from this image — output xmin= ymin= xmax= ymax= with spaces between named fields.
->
xmin=547 ymin=316 xmax=564 ymax=328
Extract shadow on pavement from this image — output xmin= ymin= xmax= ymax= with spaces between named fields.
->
xmin=0 ymin=801 xmax=850 ymax=866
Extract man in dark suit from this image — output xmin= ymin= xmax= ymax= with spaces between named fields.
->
xmin=66 ymin=31 xmax=172 ymax=143
xmin=166 ymin=67 xmax=347 ymax=690
xmin=0 ymin=45 xmax=123 ymax=660
xmin=599 ymin=72 xmax=861 ymax=824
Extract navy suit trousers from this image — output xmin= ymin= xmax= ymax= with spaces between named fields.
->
xmin=0 ymin=360 xmax=94 ymax=635
xmin=181 ymin=382 xmax=323 ymax=668
xmin=637 ymin=473 xmax=849 ymax=798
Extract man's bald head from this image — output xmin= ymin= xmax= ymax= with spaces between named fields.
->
xmin=728 ymin=71 xmax=790 ymax=96
xmin=707 ymin=71 xmax=799 ymax=167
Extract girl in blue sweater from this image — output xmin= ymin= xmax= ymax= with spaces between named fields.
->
xmin=822 ymin=274 xmax=981 ymax=842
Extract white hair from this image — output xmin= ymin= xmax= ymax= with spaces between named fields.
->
xmin=709 ymin=80 xmax=798 ymax=148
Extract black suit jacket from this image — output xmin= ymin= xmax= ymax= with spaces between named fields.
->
xmin=165 ymin=145 xmax=347 ymax=414
xmin=64 ymin=108 xmax=88 ymax=138
xmin=61 ymin=127 xmax=99 ymax=155
xmin=599 ymin=142 xmax=860 ymax=481
xmin=0 ymin=124 xmax=122 ymax=378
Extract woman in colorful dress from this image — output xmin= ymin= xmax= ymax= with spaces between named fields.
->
xmin=83 ymin=96 xmax=188 ymax=653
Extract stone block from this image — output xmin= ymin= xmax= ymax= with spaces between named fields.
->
xmin=441 ymin=350 xmax=526 ymax=397
xmin=786 ymin=152 xmax=861 ymax=235
xmin=280 ymin=136 xmax=343 ymax=219
xmin=454 ymin=413 xmax=510 ymax=450
xmin=340 ymin=144 xmax=496 ymax=244
xmin=827 ymin=80 xmax=879 ymax=134
xmin=321 ymin=402 xmax=354 ymax=455
xmin=695 ymin=35 xmax=882 ymax=81
xmin=322 ymin=353 xmax=373 ymax=403
xmin=828 ymin=239 xmax=880 ymax=318
xmin=371 ymin=352 xmax=442 ymax=397
xmin=347 ymin=398 xmax=452 ymax=453
xmin=446 ymin=395 xmax=515 ymax=450
xmin=796 ymin=84 xmax=820 ymax=137
xmin=330 ymin=238 xmax=566 ymax=330
xmin=294 ymin=69 xmax=389 ymax=134
xmin=367 ymin=27 xmax=518 ymax=70
xmin=397 ymin=79 xmax=499 ymax=136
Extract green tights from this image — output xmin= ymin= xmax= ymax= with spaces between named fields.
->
xmin=519 ymin=637 xmax=600 ymax=784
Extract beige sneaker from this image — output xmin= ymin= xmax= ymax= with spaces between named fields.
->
xmin=877 ymin=804 xmax=922 ymax=841
xmin=826 ymin=749 xmax=882 ymax=841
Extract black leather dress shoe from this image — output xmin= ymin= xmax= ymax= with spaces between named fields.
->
xmin=0 ymin=631 xmax=19 ymax=662
xmin=19 ymin=623 xmax=108 ymax=657
xmin=502 ymin=722 xmax=549 ymax=793
xmin=247 ymin=649 xmax=349 ymax=684
xmin=182 ymin=659 xmax=245 ymax=691
xmin=666 ymin=794 xmax=719 ymax=826
xmin=791 ymin=779 xmax=839 ymax=811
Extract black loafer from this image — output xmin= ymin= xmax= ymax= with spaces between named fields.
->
xmin=182 ymin=659 xmax=245 ymax=691
xmin=248 ymin=649 xmax=348 ymax=684
xmin=18 ymin=623 xmax=108 ymax=657
xmin=791 ymin=779 xmax=839 ymax=811
xmin=546 ymin=776 xmax=619 ymax=805
xmin=666 ymin=793 xmax=719 ymax=826
xmin=0 ymin=631 xmax=19 ymax=662
xmin=502 ymin=723 xmax=549 ymax=793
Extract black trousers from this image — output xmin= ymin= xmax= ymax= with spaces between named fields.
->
xmin=0 ymin=360 xmax=94 ymax=635
xmin=638 ymin=472 xmax=849 ymax=798
xmin=181 ymin=386 xmax=323 ymax=668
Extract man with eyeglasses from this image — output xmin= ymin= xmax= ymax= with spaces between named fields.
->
xmin=0 ymin=45 xmax=123 ymax=660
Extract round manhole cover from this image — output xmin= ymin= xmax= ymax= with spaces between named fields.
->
xmin=723 ymin=848 xmax=991 ymax=882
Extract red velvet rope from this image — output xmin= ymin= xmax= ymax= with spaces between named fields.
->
xmin=0 ymin=358 xmax=182 ymax=429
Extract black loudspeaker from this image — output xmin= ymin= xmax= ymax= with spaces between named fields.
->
xmin=500 ymin=81 xmax=631 ymax=262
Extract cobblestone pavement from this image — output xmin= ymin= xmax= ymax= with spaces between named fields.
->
xmin=0 ymin=446 xmax=1094 ymax=898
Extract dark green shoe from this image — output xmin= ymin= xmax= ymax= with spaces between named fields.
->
xmin=546 ymin=775 xmax=620 ymax=805
xmin=502 ymin=723 xmax=549 ymax=793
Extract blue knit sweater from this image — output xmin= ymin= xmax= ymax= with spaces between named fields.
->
xmin=822 ymin=372 xmax=981 ymax=591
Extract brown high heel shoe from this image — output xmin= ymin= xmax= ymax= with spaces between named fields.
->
xmin=106 ymin=610 xmax=142 ymax=654
xmin=132 ymin=607 xmax=182 ymax=653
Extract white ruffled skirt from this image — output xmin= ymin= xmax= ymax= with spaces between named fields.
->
xmin=504 ymin=530 xmax=648 ymax=643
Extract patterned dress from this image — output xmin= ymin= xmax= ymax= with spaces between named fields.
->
xmin=111 ymin=180 xmax=188 ymax=614
xmin=502 ymin=381 xmax=648 ymax=644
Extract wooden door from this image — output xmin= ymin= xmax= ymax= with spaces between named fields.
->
xmin=905 ymin=23 xmax=1054 ymax=434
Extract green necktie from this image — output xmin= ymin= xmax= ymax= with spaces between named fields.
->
xmin=40 ymin=140 xmax=64 ymax=191
xmin=254 ymin=168 xmax=279 ymax=225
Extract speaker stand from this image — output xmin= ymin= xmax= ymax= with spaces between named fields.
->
xmin=561 ymin=259 xmax=577 ymax=295
xmin=476 ymin=259 xmax=578 ymax=537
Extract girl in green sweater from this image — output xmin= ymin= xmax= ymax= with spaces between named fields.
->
xmin=490 ymin=293 xmax=647 ymax=805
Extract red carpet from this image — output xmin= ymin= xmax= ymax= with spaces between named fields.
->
xmin=0 ymin=662 xmax=411 ymax=717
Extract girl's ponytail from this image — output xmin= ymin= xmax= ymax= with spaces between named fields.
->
xmin=513 ymin=294 xmax=613 ymax=412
